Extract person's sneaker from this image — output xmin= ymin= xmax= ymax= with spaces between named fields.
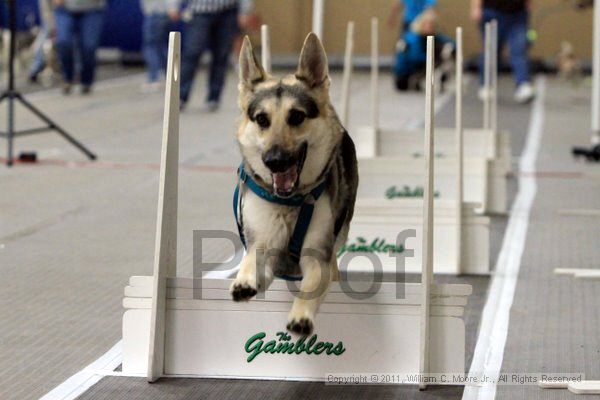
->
xmin=205 ymin=100 xmax=219 ymax=113
xmin=180 ymin=101 xmax=187 ymax=112
xmin=514 ymin=82 xmax=535 ymax=104
xmin=141 ymin=81 xmax=162 ymax=94
xmin=478 ymin=87 xmax=491 ymax=101
xmin=81 ymin=85 xmax=92 ymax=95
xmin=62 ymin=83 xmax=72 ymax=95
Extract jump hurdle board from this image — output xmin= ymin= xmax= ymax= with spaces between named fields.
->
xmin=357 ymin=157 xmax=488 ymax=213
xmin=342 ymin=199 xmax=490 ymax=275
xmin=123 ymin=276 xmax=471 ymax=379
xmin=353 ymin=128 xmax=510 ymax=215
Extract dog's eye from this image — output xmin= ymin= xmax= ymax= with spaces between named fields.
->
xmin=288 ymin=110 xmax=306 ymax=127
xmin=255 ymin=113 xmax=270 ymax=129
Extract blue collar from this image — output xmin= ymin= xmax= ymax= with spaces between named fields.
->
xmin=237 ymin=164 xmax=327 ymax=207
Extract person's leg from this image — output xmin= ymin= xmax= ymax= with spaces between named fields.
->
xmin=78 ymin=10 xmax=105 ymax=88
xmin=180 ymin=13 xmax=211 ymax=104
xmin=29 ymin=26 xmax=48 ymax=80
xmin=54 ymin=8 xmax=76 ymax=85
xmin=158 ymin=17 xmax=172 ymax=74
xmin=507 ymin=11 xmax=531 ymax=86
xmin=206 ymin=8 xmax=238 ymax=104
xmin=142 ymin=14 xmax=165 ymax=82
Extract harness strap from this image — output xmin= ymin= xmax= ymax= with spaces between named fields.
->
xmin=233 ymin=164 xmax=328 ymax=267
xmin=233 ymin=183 xmax=245 ymax=248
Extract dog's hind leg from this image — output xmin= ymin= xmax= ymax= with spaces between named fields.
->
xmin=230 ymin=246 xmax=274 ymax=301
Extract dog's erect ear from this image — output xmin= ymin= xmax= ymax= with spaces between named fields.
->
xmin=239 ymin=36 xmax=265 ymax=90
xmin=296 ymin=33 xmax=329 ymax=88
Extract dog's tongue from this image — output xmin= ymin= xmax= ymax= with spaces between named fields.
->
xmin=273 ymin=166 xmax=298 ymax=196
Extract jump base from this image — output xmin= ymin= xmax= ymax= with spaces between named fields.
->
xmin=123 ymin=277 xmax=471 ymax=380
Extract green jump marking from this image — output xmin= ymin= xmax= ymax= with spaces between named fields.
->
xmin=244 ymin=332 xmax=345 ymax=363
xmin=337 ymin=236 xmax=405 ymax=257
xmin=385 ymin=185 xmax=440 ymax=199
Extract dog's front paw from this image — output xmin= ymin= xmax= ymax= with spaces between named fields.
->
xmin=286 ymin=317 xmax=314 ymax=336
xmin=230 ymin=279 xmax=258 ymax=302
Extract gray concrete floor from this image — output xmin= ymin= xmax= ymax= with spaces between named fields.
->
xmin=0 ymin=66 xmax=598 ymax=400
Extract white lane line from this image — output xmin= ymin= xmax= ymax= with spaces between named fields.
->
xmin=39 ymin=341 xmax=122 ymax=400
xmin=462 ymin=76 xmax=546 ymax=400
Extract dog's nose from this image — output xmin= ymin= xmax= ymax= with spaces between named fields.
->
xmin=262 ymin=146 xmax=294 ymax=173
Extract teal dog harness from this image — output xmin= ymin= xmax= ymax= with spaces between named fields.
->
xmin=233 ymin=164 xmax=328 ymax=280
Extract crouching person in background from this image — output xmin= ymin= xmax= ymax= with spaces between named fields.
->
xmin=388 ymin=0 xmax=454 ymax=91
xmin=52 ymin=0 xmax=106 ymax=95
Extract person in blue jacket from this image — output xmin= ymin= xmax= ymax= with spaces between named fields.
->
xmin=388 ymin=0 xmax=454 ymax=91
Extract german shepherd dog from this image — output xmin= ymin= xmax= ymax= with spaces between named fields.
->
xmin=231 ymin=33 xmax=358 ymax=335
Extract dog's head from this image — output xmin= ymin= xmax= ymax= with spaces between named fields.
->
xmin=236 ymin=33 xmax=341 ymax=198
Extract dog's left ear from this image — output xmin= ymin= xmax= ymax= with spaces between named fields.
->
xmin=239 ymin=36 xmax=265 ymax=91
xmin=296 ymin=33 xmax=329 ymax=89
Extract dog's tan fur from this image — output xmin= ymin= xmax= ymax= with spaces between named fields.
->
xmin=231 ymin=33 xmax=358 ymax=335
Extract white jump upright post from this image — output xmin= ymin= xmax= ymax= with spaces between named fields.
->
xmin=419 ymin=36 xmax=435 ymax=391
xmin=592 ymin=0 xmax=600 ymax=144
xmin=490 ymin=20 xmax=498 ymax=134
xmin=483 ymin=22 xmax=492 ymax=131
xmin=455 ymin=27 xmax=464 ymax=272
xmin=147 ymin=32 xmax=181 ymax=383
xmin=340 ymin=21 xmax=354 ymax=127
xmin=312 ymin=0 xmax=325 ymax=40
xmin=261 ymin=24 xmax=272 ymax=74
xmin=371 ymin=17 xmax=380 ymax=136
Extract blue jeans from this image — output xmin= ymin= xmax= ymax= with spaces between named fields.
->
xmin=143 ymin=14 xmax=172 ymax=82
xmin=29 ymin=26 xmax=49 ymax=78
xmin=180 ymin=8 xmax=238 ymax=103
xmin=479 ymin=9 xmax=531 ymax=86
xmin=54 ymin=8 xmax=105 ymax=86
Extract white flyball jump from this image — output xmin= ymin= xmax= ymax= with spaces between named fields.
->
xmin=122 ymin=32 xmax=472 ymax=386
xmin=343 ymin=26 xmax=490 ymax=275
xmin=349 ymin=20 xmax=510 ymax=215
xmin=312 ymin=0 xmax=325 ymax=41
xmin=261 ymin=25 xmax=272 ymax=74
xmin=340 ymin=21 xmax=354 ymax=127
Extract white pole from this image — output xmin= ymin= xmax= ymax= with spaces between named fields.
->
xmin=592 ymin=0 xmax=600 ymax=144
xmin=419 ymin=35 xmax=435 ymax=391
xmin=371 ymin=17 xmax=379 ymax=133
xmin=261 ymin=24 xmax=271 ymax=74
xmin=148 ymin=32 xmax=181 ymax=383
xmin=483 ymin=22 xmax=491 ymax=130
xmin=455 ymin=27 xmax=464 ymax=273
xmin=340 ymin=21 xmax=354 ymax=127
xmin=312 ymin=0 xmax=325 ymax=41
xmin=491 ymin=20 xmax=498 ymax=133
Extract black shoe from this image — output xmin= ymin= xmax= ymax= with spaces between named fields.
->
xmin=395 ymin=74 xmax=409 ymax=91
xmin=81 ymin=85 xmax=92 ymax=95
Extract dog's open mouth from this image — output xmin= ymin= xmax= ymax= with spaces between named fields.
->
xmin=272 ymin=143 xmax=307 ymax=198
